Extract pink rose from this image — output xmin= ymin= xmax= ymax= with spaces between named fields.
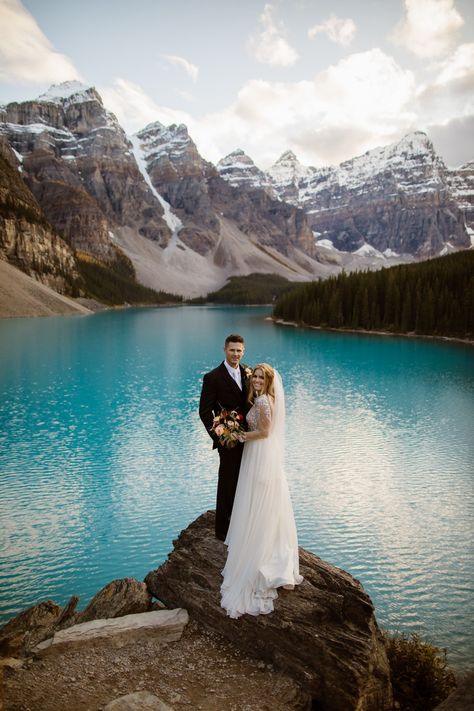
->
xmin=215 ymin=425 xmax=224 ymax=436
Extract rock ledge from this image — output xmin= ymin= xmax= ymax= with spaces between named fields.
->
xmin=145 ymin=511 xmax=393 ymax=711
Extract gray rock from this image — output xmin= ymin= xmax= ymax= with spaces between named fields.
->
xmin=104 ymin=691 xmax=173 ymax=710
xmin=34 ymin=608 xmax=188 ymax=654
xmin=145 ymin=511 xmax=393 ymax=711
xmin=433 ymin=671 xmax=474 ymax=710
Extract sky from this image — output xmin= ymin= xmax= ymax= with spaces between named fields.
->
xmin=0 ymin=0 xmax=473 ymax=169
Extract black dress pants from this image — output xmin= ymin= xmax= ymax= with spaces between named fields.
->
xmin=215 ymin=443 xmax=243 ymax=540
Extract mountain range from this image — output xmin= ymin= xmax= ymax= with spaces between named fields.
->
xmin=0 ymin=81 xmax=472 ymax=303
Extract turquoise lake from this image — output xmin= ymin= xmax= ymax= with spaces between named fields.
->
xmin=0 ymin=305 xmax=473 ymax=668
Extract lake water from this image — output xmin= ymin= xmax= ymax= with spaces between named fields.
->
xmin=0 ymin=306 xmax=473 ymax=668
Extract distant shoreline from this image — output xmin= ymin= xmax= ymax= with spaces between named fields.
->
xmin=271 ymin=317 xmax=474 ymax=347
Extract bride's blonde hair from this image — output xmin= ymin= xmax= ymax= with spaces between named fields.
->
xmin=247 ymin=363 xmax=275 ymax=405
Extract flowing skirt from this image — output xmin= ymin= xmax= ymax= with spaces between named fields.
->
xmin=221 ymin=438 xmax=303 ymax=618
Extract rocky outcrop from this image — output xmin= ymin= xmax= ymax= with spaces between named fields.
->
xmin=145 ymin=511 xmax=393 ymax=711
xmin=0 ymin=577 xmax=151 ymax=655
xmin=77 ymin=578 xmax=152 ymax=623
xmin=0 ymin=139 xmax=80 ymax=294
xmin=0 ymin=82 xmax=170 ymax=259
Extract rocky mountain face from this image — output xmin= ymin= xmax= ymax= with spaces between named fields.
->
xmin=1 ymin=82 xmax=471 ymax=303
xmin=219 ymin=133 xmax=471 ymax=257
xmin=217 ymin=149 xmax=273 ymax=194
xmin=0 ymin=138 xmax=79 ymax=295
xmin=134 ymin=121 xmax=220 ymax=255
xmin=0 ymin=81 xmax=171 ymax=260
xmin=133 ymin=122 xmax=315 ymax=260
xmin=447 ymin=160 xmax=474 ymax=243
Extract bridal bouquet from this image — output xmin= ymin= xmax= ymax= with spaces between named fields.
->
xmin=211 ymin=409 xmax=245 ymax=448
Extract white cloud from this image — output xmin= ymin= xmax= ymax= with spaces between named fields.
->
xmin=162 ymin=54 xmax=199 ymax=82
xmin=0 ymin=0 xmax=82 ymax=83
xmin=249 ymin=3 xmax=298 ymax=67
xmin=102 ymin=45 xmax=472 ymax=171
xmin=308 ymin=15 xmax=356 ymax=47
xmin=100 ymin=78 xmax=194 ymax=135
xmin=197 ymin=49 xmax=417 ymax=167
xmin=434 ymin=42 xmax=474 ymax=85
xmin=390 ymin=0 xmax=464 ymax=59
xmin=415 ymin=43 xmax=474 ymax=130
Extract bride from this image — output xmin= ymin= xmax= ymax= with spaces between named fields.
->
xmin=221 ymin=363 xmax=303 ymax=618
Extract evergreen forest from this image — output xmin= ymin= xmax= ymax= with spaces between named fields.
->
xmin=273 ymin=251 xmax=474 ymax=338
xmin=190 ymin=273 xmax=293 ymax=305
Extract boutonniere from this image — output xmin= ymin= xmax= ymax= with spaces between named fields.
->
xmin=244 ymin=366 xmax=253 ymax=379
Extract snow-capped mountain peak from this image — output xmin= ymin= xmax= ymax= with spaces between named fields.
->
xmin=37 ymin=81 xmax=96 ymax=105
xmin=217 ymin=148 xmax=269 ymax=190
xmin=265 ymin=149 xmax=313 ymax=206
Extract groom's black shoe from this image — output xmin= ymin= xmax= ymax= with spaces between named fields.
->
xmin=215 ymin=533 xmax=226 ymax=541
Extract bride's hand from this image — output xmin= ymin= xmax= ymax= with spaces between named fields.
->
xmin=238 ymin=432 xmax=247 ymax=443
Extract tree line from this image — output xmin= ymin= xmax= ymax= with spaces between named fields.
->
xmin=190 ymin=273 xmax=293 ymax=305
xmin=273 ymin=250 xmax=474 ymax=338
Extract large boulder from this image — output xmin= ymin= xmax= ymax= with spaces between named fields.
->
xmin=145 ymin=511 xmax=393 ymax=711
xmin=0 ymin=598 xmax=77 ymax=655
xmin=77 ymin=577 xmax=152 ymax=623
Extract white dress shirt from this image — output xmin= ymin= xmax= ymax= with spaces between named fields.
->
xmin=224 ymin=360 xmax=242 ymax=389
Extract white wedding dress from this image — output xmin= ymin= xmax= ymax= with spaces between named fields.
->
xmin=221 ymin=372 xmax=303 ymax=618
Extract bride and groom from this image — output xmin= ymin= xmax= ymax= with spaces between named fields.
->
xmin=199 ymin=334 xmax=302 ymax=619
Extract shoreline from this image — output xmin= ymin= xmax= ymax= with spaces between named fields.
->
xmin=271 ymin=317 xmax=474 ymax=347
xmin=2 ymin=296 xmax=473 ymax=348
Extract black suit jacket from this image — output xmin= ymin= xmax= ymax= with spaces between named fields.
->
xmin=199 ymin=362 xmax=249 ymax=448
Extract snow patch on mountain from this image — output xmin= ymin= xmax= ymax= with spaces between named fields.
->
xmin=137 ymin=121 xmax=194 ymax=165
xmin=354 ymin=243 xmax=385 ymax=259
xmin=129 ymin=133 xmax=183 ymax=241
xmin=37 ymin=81 xmax=92 ymax=104
xmin=217 ymin=149 xmax=268 ymax=190
xmin=267 ymin=150 xmax=313 ymax=190
xmin=315 ymin=238 xmax=336 ymax=250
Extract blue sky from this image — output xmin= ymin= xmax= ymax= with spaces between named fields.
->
xmin=1 ymin=0 xmax=473 ymax=168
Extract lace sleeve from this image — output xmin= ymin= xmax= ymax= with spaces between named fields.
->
xmin=255 ymin=395 xmax=272 ymax=432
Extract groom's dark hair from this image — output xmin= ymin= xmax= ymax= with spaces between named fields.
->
xmin=225 ymin=334 xmax=245 ymax=346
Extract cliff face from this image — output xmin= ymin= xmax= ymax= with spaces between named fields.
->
xmin=135 ymin=122 xmax=316 ymax=258
xmin=218 ymin=133 xmax=471 ymax=257
xmin=2 ymin=83 xmax=471 ymax=303
xmin=297 ymin=133 xmax=469 ymax=256
xmin=0 ymin=140 xmax=79 ymax=295
xmin=208 ymin=176 xmax=315 ymax=256
xmin=0 ymin=82 xmax=171 ymax=259
xmin=134 ymin=121 xmax=220 ymax=254
xmin=447 ymin=160 xmax=474 ymax=242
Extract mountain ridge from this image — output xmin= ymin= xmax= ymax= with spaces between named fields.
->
xmin=0 ymin=81 xmax=472 ymax=306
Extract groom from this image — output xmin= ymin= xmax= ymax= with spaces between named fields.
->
xmin=199 ymin=334 xmax=249 ymax=541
